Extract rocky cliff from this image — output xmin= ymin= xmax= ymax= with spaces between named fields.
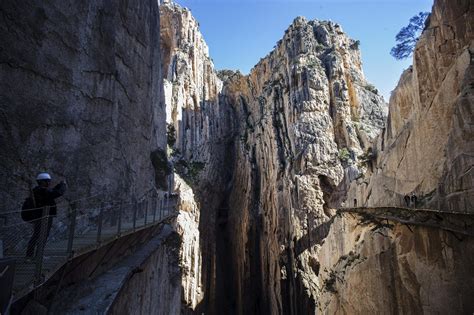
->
xmin=317 ymin=208 xmax=474 ymax=313
xmin=160 ymin=0 xmax=473 ymax=313
xmin=347 ymin=0 xmax=473 ymax=212
xmin=318 ymin=0 xmax=474 ymax=312
xmin=219 ymin=16 xmax=388 ymax=314
xmin=160 ymin=3 xmax=387 ymax=312
xmin=1 ymin=0 xmax=473 ymax=314
xmin=0 ymin=0 xmax=165 ymax=209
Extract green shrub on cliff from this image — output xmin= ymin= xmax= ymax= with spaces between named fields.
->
xmin=338 ymin=147 xmax=351 ymax=162
xmin=167 ymin=123 xmax=176 ymax=147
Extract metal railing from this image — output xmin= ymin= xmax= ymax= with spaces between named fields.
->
xmin=0 ymin=189 xmax=177 ymax=298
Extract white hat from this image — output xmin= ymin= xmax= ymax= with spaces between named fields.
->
xmin=36 ymin=173 xmax=52 ymax=181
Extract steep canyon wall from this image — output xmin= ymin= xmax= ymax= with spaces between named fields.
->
xmin=220 ymin=16 xmax=387 ymax=314
xmin=0 ymin=0 xmax=164 ymax=211
xmin=162 ymin=0 xmax=473 ymax=313
xmin=319 ymin=0 xmax=474 ymax=312
xmin=160 ymin=4 xmax=387 ymax=313
xmin=1 ymin=0 xmax=473 ymax=314
xmin=347 ymin=0 xmax=474 ymax=212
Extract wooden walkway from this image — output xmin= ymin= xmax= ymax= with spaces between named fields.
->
xmin=294 ymin=207 xmax=474 ymax=257
xmin=338 ymin=206 xmax=474 ymax=236
xmin=9 ymin=206 xmax=175 ymax=300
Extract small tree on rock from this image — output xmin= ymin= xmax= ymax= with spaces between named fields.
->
xmin=390 ymin=12 xmax=430 ymax=60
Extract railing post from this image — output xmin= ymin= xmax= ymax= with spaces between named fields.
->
xmin=144 ymin=198 xmax=148 ymax=226
xmin=159 ymin=198 xmax=163 ymax=220
xmin=117 ymin=201 xmax=123 ymax=236
xmin=34 ymin=206 xmax=50 ymax=287
xmin=66 ymin=202 xmax=77 ymax=258
xmin=133 ymin=201 xmax=137 ymax=231
xmin=97 ymin=202 xmax=104 ymax=245
xmin=152 ymin=195 xmax=157 ymax=223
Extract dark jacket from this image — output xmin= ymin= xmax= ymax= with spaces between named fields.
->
xmin=32 ymin=182 xmax=67 ymax=216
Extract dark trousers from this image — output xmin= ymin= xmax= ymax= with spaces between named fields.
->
xmin=26 ymin=217 xmax=53 ymax=257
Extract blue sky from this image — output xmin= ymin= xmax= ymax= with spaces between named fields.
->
xmin=175 ymin=0 xmax=433 ymax=101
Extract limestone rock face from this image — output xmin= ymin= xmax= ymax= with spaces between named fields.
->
xmin=171 ymin=174 xmax=204 ymax=310
xmin=0 ymin=0 xmax=165 ymax=211
xmin=318 ymin=0 xmax=474 ymax=312
xmin=160 ymin=3 xmax=225 ymax=161
xmin=347 ymin=0 xmax=474 ymax=212
xmin=217 ymin=17 xmax=387 ymax=313
xmin=317 ymin=210 xmax=474 ymax=314
xmin=160 ymin=3 xmax=388 ymax=313
xmin=159 ymin=3 xmax=237 ymax=313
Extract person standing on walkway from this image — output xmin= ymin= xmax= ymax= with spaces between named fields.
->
xmin=410 ymin=193 xmax=417 ymax=209
xmin=404 ymin=195 xmax=410 ymax=207
xmin=25 ymin=173 xmax=67 ymax=257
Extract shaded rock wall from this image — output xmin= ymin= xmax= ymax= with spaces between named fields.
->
xmin=108 ymin=226 xmax=182 ymax=315
xmin=159 ymin=3 xmax=237 ymax=314
xmin=0 ymin=0 xmax=165 ymax=212
xmin=317 ymin=210 xmax=474 ymax=314
xmin=47 ymin=225 xmax=178 ymax=314
xmin=347 ymin=0 xmax=474 ymax=212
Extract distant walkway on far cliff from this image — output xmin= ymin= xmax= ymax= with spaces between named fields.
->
xmin=294 ymin=207 xmax=474 ymax=256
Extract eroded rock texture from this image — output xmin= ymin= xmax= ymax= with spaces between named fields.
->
xmin=218 ymin=16 xmax=387 ymax=314
xmin=160 ymin=3 xmax=387 ymax=313
xmin=159 ymin=3 xmax=236 ymax=313
xmin=319 ymin=0 xmax=474 ymax=312
xmin=161 ymin=0 xmax=474 ymax=313
xmin=1 ymin=0 xmax=473 ymax=314
xmin=347 ymin=0 xmax=474 ymax=212
xmin=0 ymin=0 xmax=165 ymax=210
xmin=317 ymin=210 xmax=474 ymax=314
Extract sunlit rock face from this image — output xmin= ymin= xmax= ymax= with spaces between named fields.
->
xmin=160 ymin=2 xmax=224 ymax=161
xmin=0 ymin=0 xmax=164 ymax=209
xmin=160 ymin=2 xmax=387 ymax=312
xmin=318 ymin=0 xmax=474 ymax=313
xmin=347 ymin=0 xmax=474 ymax=212
xmin=218 ymin=16 xmax=387 ymax=314
xmin=159 ymin=3 xmax=236 ymax=313
xmin=162 ymin=0 xmax=474 ymax=312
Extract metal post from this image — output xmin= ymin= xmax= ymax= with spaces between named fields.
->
xmin=97 ymin=202 xmax=104 ymax=245
xmin=152 ymin=195 xmax=157 ymax=223
xmin=159 ymin=198 xmax=163 ymax=220
xmin=34 ymin=206 xmax=50 ymax=286
xmin=117 ymin=201 xmax=123 ymax=236
xmin=144 ymin=199 xmax=148 ymax=226
xmin=133 ymin=201 xmax=137 ymax=231
xmin=66 ymin=202 xmax=77 ymax=257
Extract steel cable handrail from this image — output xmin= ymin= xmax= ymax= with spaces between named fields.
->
xmin=1 ymin=185 xmax=162 ymax=216
xmin=1 ymin=188 xmax=178 ymax=300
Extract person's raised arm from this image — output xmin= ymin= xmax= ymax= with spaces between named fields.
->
xmin=50 ymin=180 xmax=67 ymax=199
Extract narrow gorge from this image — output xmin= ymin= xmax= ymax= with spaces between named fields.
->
xmin=0 ymin=0 xmax=473 ymax=314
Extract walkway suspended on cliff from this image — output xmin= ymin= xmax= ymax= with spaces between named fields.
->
xmin=0 ymin=189 xmax=178 ymax=302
